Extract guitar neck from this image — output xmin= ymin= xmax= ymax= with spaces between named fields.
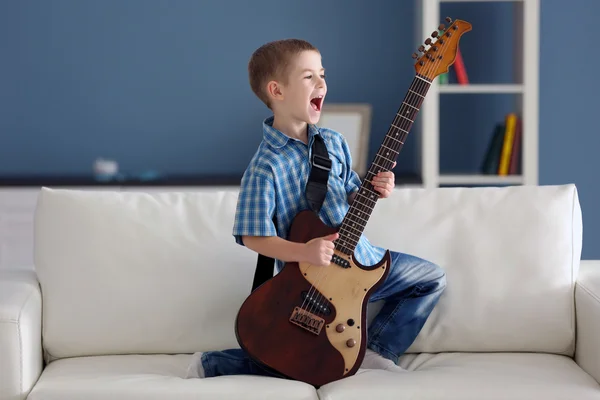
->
xmin=335 ymin=73 xmax=432 ymax=256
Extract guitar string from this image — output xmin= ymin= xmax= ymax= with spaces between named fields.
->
xmin=335 ymin=33 xmax=449 ymax=245
xmin=300 ymin=73 xmax=424 ymax=321
xmin=329 ymin=57 xmax=435 ymax=255
xmin=302 ymin=40 xmax=447 ymax=323
xmin=300 ymin=31 xmax=449 ymax=325
xmin=300 ymin=42 xmax=443 ymax=322
xmin=303 ymin=44 xmax=442 ymax=317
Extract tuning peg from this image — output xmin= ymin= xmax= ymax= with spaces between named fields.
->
xmin=438 ymin=24 xmax=445 ymax=31
xmin=445 ymin=16 xmax=452 ymax=23
xmin=418 ymin=45 xmax=425 ymax=52
xmin=425 ymin=38 xmax=432 ymax=45
xmin=412 ymin=52 xmax=418 ymax=59
xmin=431 ymin=31 xmax=439 ymax=38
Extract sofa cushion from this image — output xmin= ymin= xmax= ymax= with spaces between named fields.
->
xmin=26 ymin=354 xmax=318 ymax=400
xmin=34 ymin=189 xmax=257 ymax=360
xmin=318 ymin=353 xmax=600 ymax=400
xmin=364 ymin=184 xmax=582 ymax=355
xmin=33 ymin=184 xmax=582 ymax=360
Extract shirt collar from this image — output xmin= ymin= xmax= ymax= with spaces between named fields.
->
xmin=262 ymin=116 xmax=321 ymax=149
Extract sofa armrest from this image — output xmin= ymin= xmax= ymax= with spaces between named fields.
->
xmin=575 ymin=260 xmax=600 ymax=384
xmin=0 ymin=269 xmax=43 ymax=400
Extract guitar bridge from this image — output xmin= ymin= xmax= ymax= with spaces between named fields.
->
xmin=289 ymin=307 xmax=325 ymax=335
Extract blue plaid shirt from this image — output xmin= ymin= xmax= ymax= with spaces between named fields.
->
xmin=232 ymin=116 xmax=386 ymax=273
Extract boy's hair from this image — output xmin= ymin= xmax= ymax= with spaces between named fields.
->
xmin=248 ymin=39 xmax=319 ymax=109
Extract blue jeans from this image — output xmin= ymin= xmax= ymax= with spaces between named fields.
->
xmin=198 ymin=251 xmax=446 ymax=378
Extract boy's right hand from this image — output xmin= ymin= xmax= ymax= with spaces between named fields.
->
xmin=304 ymin=232 xmax=339 ymax=267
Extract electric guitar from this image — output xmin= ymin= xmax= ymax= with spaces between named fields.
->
xmin=235 ymin=17 xmax=471 ymax=387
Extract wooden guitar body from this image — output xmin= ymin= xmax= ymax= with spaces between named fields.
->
xmin=235 ymin=210 xmax=390 ymax=387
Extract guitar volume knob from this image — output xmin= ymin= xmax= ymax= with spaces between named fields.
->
xmin=336 ymin=324 xmax=345 ymax=333
xmin=346 ymin=338 xmax=356 ymax=348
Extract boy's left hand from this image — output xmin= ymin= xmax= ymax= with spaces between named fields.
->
xmin=372 ymin=161 xmax=396 ymax=198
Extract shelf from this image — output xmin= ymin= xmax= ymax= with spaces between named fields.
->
xmin=418 ymin=0 xmax=538 ymax=189
xmin=438 ymin=174 xmax=524 ymax=185
xmin=439 ymin=84 xmax=524 ymax=94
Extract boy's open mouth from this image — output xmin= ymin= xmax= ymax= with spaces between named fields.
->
xmin=310 ymin=95 xmax=323 ymax=112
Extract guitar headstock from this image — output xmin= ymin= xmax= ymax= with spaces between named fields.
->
xmin=413 ymin=17 xmax=472 ymax=81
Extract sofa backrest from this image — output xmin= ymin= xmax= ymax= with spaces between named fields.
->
xmin=33 ymin=184 xmax=582 ymax=361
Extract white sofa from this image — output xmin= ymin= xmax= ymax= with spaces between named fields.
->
xmin=2 ymin=184 xmax=600 ymax=400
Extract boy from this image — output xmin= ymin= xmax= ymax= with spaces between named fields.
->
xmin=186 ymin=39 xmax=446 ymax=380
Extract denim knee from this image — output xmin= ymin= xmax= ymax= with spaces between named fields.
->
xmin=424 ymin=262 xmax=447 ymax=293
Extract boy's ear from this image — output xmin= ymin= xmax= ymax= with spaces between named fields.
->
xmin=266 ymin=80 xmax=284 ymax=103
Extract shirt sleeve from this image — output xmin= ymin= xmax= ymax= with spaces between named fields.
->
xmin=232 ymin=170 xmax=277 ymax=246
xmin=340 ymin=135 xmax=362 ymax=195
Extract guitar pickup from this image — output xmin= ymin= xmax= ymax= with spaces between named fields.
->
xmin=301 ymin=291 xmax=332 ymax=316
xmin=289 ymin=307 xmax=325 ymax=335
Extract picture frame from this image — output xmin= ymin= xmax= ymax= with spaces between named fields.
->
xmin=317 ymin=103 xmax=372 ymax=177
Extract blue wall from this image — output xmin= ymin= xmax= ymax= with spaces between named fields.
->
xmin=1 ymin=0 xmax=599 ymax=259
xmin=538 ymin=0 xmax=599 ymax=261
xmin=0 ymin=0 xmax=417 ymax=176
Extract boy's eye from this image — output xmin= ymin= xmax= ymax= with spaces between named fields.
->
xmin=304 ymin=74 xmax=326 ymax=80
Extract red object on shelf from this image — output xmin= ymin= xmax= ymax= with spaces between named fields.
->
xmin=454 ymin=47 xmax=469 ymax=84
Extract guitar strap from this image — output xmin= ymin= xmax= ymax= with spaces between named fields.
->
xmin=251 ymin=133 xmax=331 ymax=292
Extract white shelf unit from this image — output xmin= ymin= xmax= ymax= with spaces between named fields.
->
xmin=416 ymin=0 xmax=539 ymax=188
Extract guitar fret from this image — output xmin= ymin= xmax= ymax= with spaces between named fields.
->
xmin=339 ymin=226 xmax=361 ymax=241
xmin=381 ymin=144 xmax=398 ymax=154
xmin=347 ymin=208 xmax=369 ymax=224
xmin=402 ymin=108 xmax=418 ymax=119
xmin=371 ymin=161 xmax=388 ymax=171
xmin=403 ymin=101 xmax=418 ymax=110
xmin=388 ymin=135 xmax=404 ymax=144
xmin=335 ymin=239 xmax=352 ymax=252
xmin=340 ymin=238 xmax=359 ymax=251
xmin=355 ymin=192 xmax=376 ymax=209
xmin=391 ymin=121 xmax=409 ymax=133
xmin=375 ymin=154 xmax=395 ymax=164
xmin=335 ymin=243 xmax=353 ymax=255
xmin=339 ymin=227 xmax=360 ymax=242
xmin=342 ymin=219 xmax=365 ymax=235
xmin=359 ymin=185 xmax=379 ymax=197
xmin=337 ymin=235 xmax=358 ymax=248
xmin=408 ymin=89 xmax=424 ymax=98
xmin=401 ymin=115 xmax=414 ymax=123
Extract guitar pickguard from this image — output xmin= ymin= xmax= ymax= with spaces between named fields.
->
xmin=298 ymin=250 xmax=388 ymax=375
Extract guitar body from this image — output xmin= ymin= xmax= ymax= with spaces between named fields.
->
xmin=235 ymin=210 xmax=390 ymax=387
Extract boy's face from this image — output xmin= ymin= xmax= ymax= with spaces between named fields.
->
xmin=268 ymin=50 xmax=327 ymax=125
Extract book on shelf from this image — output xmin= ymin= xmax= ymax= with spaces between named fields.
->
xmin=480 ymin=113 xmax=522 ymax=176
xmin=453 ymin=47 xmax=469 ymax=85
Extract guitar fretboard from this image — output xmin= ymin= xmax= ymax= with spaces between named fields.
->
xmin=335 ymin=73 xmax=431 ymax=256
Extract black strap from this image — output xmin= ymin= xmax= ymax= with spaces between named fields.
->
xmin=305 ymin=134 xmax=332 ymax=214
xmin=251 ymin=133 xmax=331 ymax=292
xmin=251 ymin=215 xmax=278 ymax=291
